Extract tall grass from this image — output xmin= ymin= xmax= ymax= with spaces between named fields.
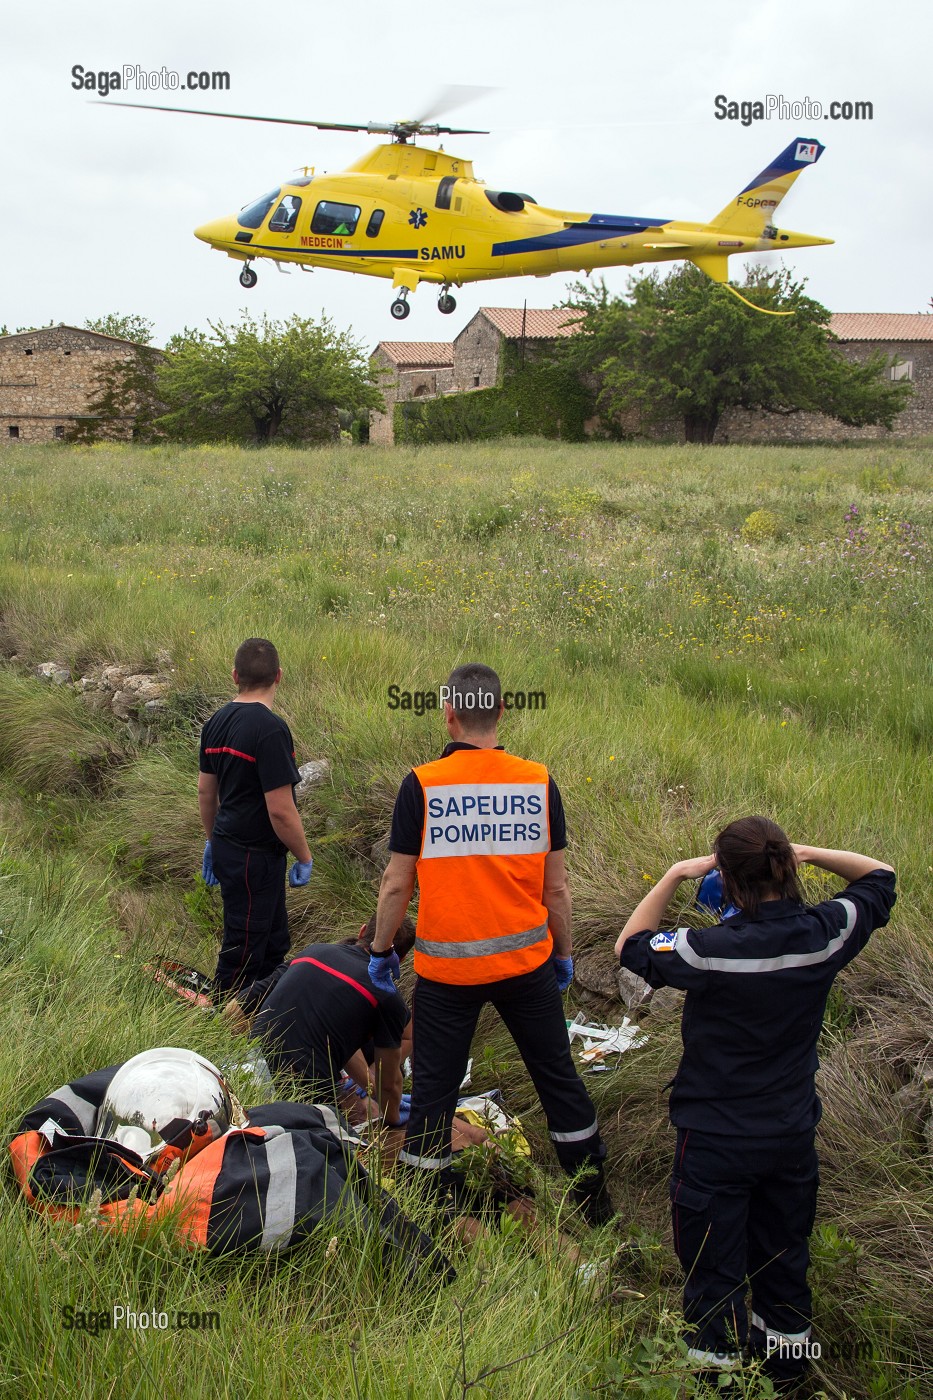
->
xmin=0 ymin=438 xmax=931 ymax=1397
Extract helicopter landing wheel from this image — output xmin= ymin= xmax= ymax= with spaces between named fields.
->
xmin=390 ymin=293 xmax=411 ymax=320
xmin=437 ymin=292 xmax=457 ymax=315
xmin=239 ymin=265 xmax=258 ymax=289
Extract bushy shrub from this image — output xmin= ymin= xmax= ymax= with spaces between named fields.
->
xmin=740 ymin=508 xmax=782 ymax=542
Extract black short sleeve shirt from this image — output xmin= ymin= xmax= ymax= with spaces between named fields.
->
xmin=252 ymin=943 xmax=410 ymax=1087
xmin=388 ymin=742 xmax=568 ymax=855
xmin=199 ymin=700 xmax=300 ymax=849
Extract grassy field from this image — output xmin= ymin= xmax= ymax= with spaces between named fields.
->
xmin=0 ymin=438 xmax=931 ymax=1398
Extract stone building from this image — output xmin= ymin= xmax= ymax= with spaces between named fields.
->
xmin=370 ymin=308 xmax=582 ymax=445
xmin=0 ymin=324 xmax=159 ymax=443
xmin=371 ymin=307 xmax=933 ymax=444
xmin=369 ymin=341 xmax=455 ymax=446
xmin=718 ymin=313 xmax=933 ymax=442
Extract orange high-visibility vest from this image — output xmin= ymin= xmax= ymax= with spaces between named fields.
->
xmin=413 ymin=747 xmax=554 ymax=984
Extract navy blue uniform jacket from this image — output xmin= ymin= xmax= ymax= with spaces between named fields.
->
xmin=620 ymin=870 xmax=896 ymax=1136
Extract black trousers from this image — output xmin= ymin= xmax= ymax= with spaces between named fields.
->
xmin=670 ymin=1126 xmax=819 ymax=1381
xmin=400 ymin=960 xmax=605 ymax=1184
xmin=210 ymin=836 xmax=290 ymax=994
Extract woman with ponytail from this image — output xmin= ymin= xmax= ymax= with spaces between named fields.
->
xmin=615 ymin=818 xmax=896 ymax=1395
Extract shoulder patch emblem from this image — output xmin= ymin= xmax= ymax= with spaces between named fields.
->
xmin=650 ymin=931 xmax=678 ymax=953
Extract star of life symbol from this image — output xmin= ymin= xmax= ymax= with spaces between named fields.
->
xmin=408 ymin=207 xmax=428 ymax=229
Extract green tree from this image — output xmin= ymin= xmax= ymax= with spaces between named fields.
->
xmin=562 ymin=267 xmax=912 ymax=443
xmin=155 ymin=312 xmax=384 ymax=444
xmin=83 ymin=313 xmax=155 ymax=345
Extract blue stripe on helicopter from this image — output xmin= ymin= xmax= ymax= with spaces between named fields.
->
xmin=491 ymin=215 xmax=670 ymax=258
xmin=249 ymin=243 xmax=420 ymax=259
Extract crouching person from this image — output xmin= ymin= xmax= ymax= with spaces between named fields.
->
xmin=614 ymin=818 xmax=896 ymax=1393
xmin=235 ymin=916 xmax=415 ymax=1128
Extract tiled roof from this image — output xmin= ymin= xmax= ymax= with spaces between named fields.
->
xmin=477 ymin=306 xmax=584 ymax=339
xmin=829 ymin=313 xmax=933 ymax=342
xmin=374 ymin=341 xmax=455 ymax=366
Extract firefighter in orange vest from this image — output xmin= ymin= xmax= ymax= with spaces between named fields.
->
xmin=370 ymin=663 xmax=612 ymax=1225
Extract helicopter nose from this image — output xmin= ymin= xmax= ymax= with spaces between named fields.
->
xmin=194 ymin=217 xmax=234 ymax=246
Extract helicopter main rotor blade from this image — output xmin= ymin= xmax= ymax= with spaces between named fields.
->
xmin=93 ymin=100 xmax=376 ymax=132
xmin=412 ymin=83 xmax=497 ymax=126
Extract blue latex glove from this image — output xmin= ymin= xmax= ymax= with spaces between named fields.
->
xmin=396 ymin=1092 xmax=412 ymax=1125
xmin=554 ymin=956 xmax=574 ymax=993
xmin=201 ymin=840 xmax=220 ymax=887
xmin=368 ymin=951 xmax=400 ymax=992
xmin=697 ymin=869 xmax=725 ymax=912
xmin=697 ymin=869 xmax=739 ymax=919
xmin=288 ymin=858 xmax=313 ymax=888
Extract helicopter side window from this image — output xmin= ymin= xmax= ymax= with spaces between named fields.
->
xmin=269 ymin=196 xmax=302 ymax=233
xmin=237 ymin=188 xmax=281 ymax=229
xmin=311 ymin=201 xmax=361 ymax=236
xmin=365 ymin=209 xmax=385 ymax=238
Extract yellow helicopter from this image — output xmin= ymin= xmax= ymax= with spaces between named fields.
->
xmin=106 ymin=99 xmax=832 ymax=320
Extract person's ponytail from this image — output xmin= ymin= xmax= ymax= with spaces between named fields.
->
xmin=714 ymin=817 xmax=805 ymax=917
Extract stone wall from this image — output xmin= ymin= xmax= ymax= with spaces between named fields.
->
xmin=0 ymin=325 xmax=146 ymax=444
xmin=716 ymin=341 xmax=933 ymax=443
xmin=449 ymin=314 xmax=503 ymax=393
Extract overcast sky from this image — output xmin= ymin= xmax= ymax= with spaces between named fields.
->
xmin=2 ymin=0 xmax=930 ymax=351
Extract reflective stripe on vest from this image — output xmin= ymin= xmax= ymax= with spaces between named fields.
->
xmin=415 ymin=921 xmax=548 ymax=960
xmin=413 ymin=748 xmax=553 ymax=985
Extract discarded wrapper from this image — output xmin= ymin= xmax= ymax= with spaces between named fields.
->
xmin=455 ymin=1090 xmax=530 ymax=1156
xmin=566 ymin=1013 xmax=648 ymax=1069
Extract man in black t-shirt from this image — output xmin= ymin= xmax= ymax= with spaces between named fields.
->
xmin=198 ymin=637 xmax=315 ymax=995
xmin=241 ymin=917 xmax=415 ymax=1126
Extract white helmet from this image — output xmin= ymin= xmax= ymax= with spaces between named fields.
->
xmin=97 ymin=1047 xmax=245 ymax=1162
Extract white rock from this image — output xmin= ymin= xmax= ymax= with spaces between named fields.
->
xmin=101 ymin=665 xmax=127 ymax=691
xmin=111 ymin=690 xmax=137 ymax=720
xmin=36 ymin=662 xmax=71 ymax=685
xmin=122 ymin=674 xmax=169 ymax=703
xmin=617 ymin=967 xmax=653 ymax=1012
xmin=296 ymin=758 xmax=331 ymax=798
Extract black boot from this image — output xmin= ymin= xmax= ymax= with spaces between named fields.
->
xmin=570 ymin=1171 xmax=615 ymax=1227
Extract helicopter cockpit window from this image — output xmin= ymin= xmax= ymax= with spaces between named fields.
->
xmin=238 ymin=189 xmax=281 ymax=229
xmin=269 ymin=196 xmax=302 ymax=233
xmin=311 ymin=201 xmax=361 ymax=236
xmin=365 ymin=209 xmax=385 ymax=238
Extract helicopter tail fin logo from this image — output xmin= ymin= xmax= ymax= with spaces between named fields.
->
xmin=708 ymin=136 xmax=825 ymax=236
